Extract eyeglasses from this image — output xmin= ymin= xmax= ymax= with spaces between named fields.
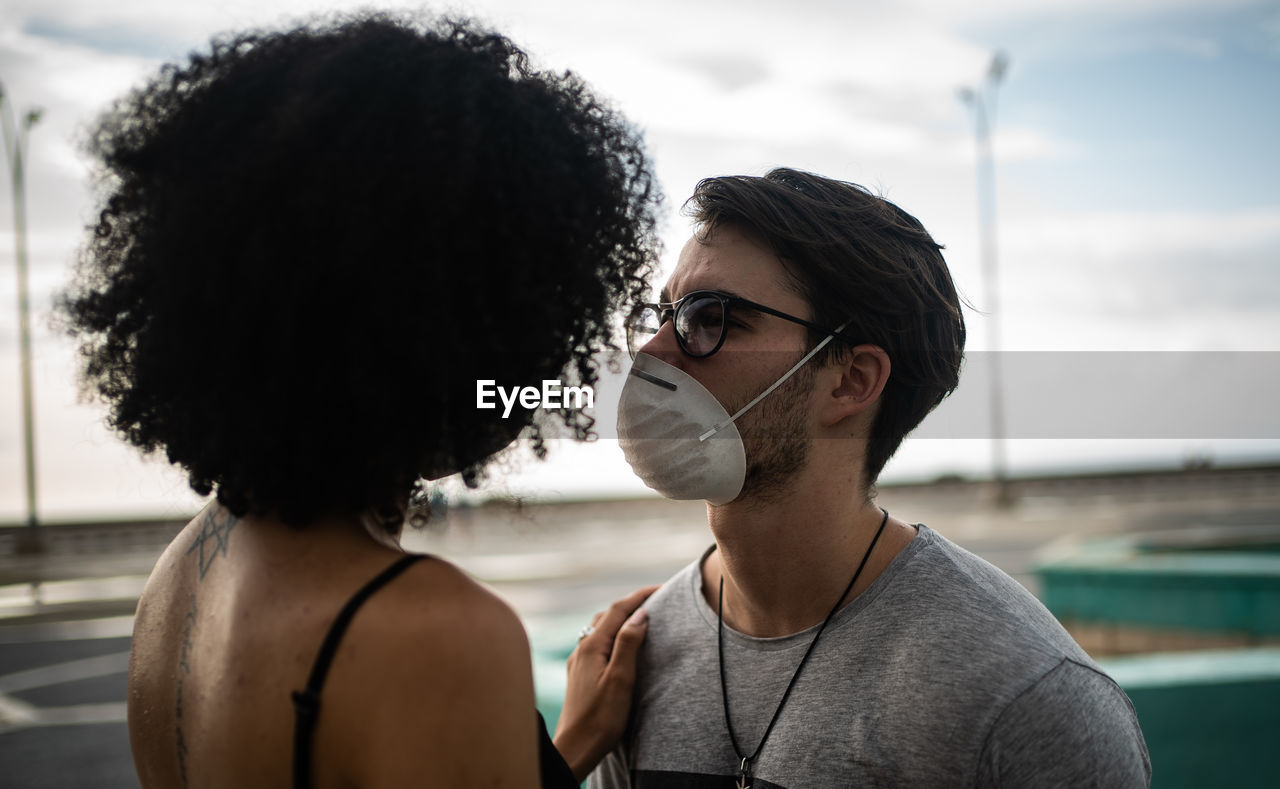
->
xmin=626 ymin=290 xmax=849 ymax=359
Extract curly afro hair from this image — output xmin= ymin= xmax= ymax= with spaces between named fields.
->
xmin=60 ymin=11 xmax=661 ymax=526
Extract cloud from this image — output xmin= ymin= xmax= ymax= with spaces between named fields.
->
xmin=903 ymin=0 xmax=1263 ymax=26
xmin=1263 ymin=11 xmax=1280 ymax=54
xmin=992 ymin=206 xmax=1280 ymax=350
xmin=673 ymin=53 xmax=770 ymax=93
xmin=24 ymin=15 xmax=192 ymax=59
xmin=1 ymin=0 xmax=1276 ymax=514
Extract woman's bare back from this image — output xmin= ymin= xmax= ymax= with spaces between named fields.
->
xmin=128 ymin=505 xmax=538 ymax=788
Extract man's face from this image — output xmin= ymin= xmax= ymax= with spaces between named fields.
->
xmin=635 ymin=225 xmax=822 ymax=497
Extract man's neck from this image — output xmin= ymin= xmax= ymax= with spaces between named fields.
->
xmin=702 ymin=465 xmax=914 ymax=638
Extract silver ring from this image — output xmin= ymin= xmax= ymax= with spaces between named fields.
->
xmin=577 ymin=624 xmax=595 ymax=643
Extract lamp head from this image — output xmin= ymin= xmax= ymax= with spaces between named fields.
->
xmin=988 ymin=52 xmax=1009 ymax=84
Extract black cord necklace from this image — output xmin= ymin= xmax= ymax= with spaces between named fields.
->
xmin=717 ymin=508 xmax=890 ymax=789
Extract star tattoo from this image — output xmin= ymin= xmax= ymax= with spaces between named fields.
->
xmin=186 ymin=508 xmax=237 ymax=580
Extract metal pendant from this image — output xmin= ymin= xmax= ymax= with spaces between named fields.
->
xmin=736 ymin=757 xmax=751 ymax=789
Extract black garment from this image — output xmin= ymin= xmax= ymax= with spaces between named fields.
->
xmin=290 ymin=553 xmax=577 ymax=788
xmin=539 ymin=710 xmax=580 ymax=788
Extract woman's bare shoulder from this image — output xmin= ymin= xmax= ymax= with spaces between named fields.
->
xmin=382 ymin=555 xmax=529 ymax=652
xmin=321 ymin=555 xmax=540 ymax=785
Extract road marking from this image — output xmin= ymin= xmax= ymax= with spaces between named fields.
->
xmin=0 ymin=650 xmax=133 ymax=734
xmin=0 ymin=650 xmax=131 ymax=694
xmin=0 ymin=615 xmax=134 ymax=645
xmin=0 ymin=576 xmax=148 ymax=611
xmin=0 ymin=693 xmax=37 ymax=731
xmin=0 ymin=697 xmax=127 ymax=733
xmin=30 ymin=701 xmax=129 ymax=727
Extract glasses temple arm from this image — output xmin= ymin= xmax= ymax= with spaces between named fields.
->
xmin=697 ymin=321 xmax=850 ymax=442
xmin=735 ymin=297 xmax=848 ymax=341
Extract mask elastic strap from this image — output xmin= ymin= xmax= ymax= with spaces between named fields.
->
xmin=698 ymin=322 xmax=849 ymax=442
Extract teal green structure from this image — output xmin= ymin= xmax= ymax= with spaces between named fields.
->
xmin=1037 ymin=538 xmax=1280 ymax=638
xmin=1101 ymin=648 xmax=1280 ymax=789
xmin=1038 ymin=532 xmax=1280 ymax=788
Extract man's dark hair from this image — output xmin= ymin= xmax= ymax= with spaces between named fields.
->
xmin=59 ymin=12 xmax=660 ymax=525
xmin=686 ymin=168 xmax=965 ymax=486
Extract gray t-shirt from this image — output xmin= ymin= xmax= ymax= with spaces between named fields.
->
xmin=590 ymin=525 xmax=1150 ymax=788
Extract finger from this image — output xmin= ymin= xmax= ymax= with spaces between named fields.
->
xmin=576 ymin=585 xmax=659 ymax=658
xmin=591 ymin=585 xmax=658 ymax=641
xmin=572 ymin=613 xmax=607 ymax=655
xmin=604 ymin=605 xmax=648 ymax=682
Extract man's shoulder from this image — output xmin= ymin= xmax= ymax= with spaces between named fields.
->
xmin=909 ymin=527 xmax=1079 ymax=630
xmin=642 ymin=551 xmax=711 ymax=635
xmin=979 ymin=657 xmax=1151 ymax=786
xmin=643 ymin=544 xmax=714 ymax=613
xmin=632 ymin=548 xmax=721 ymax=681
xmin=877 ymin=525 xmax=1098 ymax=677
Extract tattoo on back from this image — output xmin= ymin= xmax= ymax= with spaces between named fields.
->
xmin=187 ymin=508 xmax=237 ymax=580
xmin=173 ymin=508 xmax=236 ymax=783
xmin=175 ymin=592 xmax=197 ymax=788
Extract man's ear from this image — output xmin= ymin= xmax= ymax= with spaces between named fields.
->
xmin=819 ymin=345 xmax=891 ymax=428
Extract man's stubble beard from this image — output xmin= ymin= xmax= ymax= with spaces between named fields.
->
xmin=731 ymin=361 xmax=816 ymax=505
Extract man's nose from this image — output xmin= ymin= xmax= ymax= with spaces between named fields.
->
xmin=639 ymin=320 xmax=684 ymax=369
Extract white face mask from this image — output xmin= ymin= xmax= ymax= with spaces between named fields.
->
xmin=616 ymin=327 xmax=844 ymax=505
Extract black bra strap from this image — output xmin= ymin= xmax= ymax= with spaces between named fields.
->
xmin=292 ymin=553 xmax=426 ymax=789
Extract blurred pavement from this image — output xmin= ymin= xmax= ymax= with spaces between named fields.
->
xmin=2 ymin=463 xmax=1278 ymax=787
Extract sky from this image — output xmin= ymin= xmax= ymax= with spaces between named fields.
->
xmin=0 ymin=0 xmax=1278 ymax=520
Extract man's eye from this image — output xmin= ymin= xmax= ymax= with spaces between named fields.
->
xmin=688 ymin=308 xmax=723 ymax=327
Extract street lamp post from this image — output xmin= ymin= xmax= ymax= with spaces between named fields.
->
xmin=958 ymin=52 xmax=1012 ymax=506
xmin=0 ymin=82 xmax=43 ymax=550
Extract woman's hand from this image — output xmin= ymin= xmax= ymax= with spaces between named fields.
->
xmin=553 ymin=585 xmax=658 ymax=782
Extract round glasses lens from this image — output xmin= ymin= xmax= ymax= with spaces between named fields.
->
xmin=626 ymin=305 xmax=662 ymax=358
xmin=675 ymin=294 xmax=725 ymax=357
